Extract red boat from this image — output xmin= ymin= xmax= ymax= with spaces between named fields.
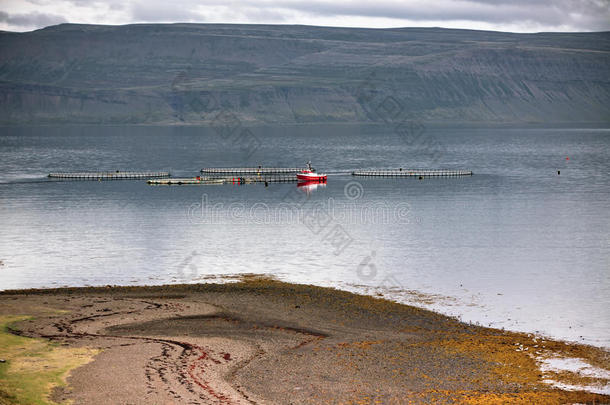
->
xmin=297 ymin=161 xmax=327 ymax=182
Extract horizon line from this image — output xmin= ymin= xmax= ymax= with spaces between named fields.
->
xmin=3 ymin=22 xmax=609 ymax=36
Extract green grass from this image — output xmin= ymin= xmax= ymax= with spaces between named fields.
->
xmin=0 ymin=316 xmax=99 ymax=405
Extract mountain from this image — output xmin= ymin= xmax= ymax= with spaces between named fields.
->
xmin=0 ymin=23 xmax=608 ymax=125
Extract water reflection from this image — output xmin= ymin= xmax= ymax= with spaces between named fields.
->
xmin=297 ymin=180 xmax=327 ymax=195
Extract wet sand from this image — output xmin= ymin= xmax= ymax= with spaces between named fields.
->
xmin=1 ymin=277 xmax=608 ymax=404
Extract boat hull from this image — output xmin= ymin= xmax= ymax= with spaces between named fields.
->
xmin=297 ymin=174 xmax=327 ymax=182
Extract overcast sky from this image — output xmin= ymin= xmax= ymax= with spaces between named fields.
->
xmin=1 ymin=0 xmax=609 ymax=33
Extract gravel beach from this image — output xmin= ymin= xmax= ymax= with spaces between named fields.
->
xmin=1 ymin=277 xmax=608 ymax=404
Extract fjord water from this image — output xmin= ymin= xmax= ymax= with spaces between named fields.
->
xmin=0 ymin=125 xmax=608 ymax=347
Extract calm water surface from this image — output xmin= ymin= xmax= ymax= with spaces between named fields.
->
xmin=0 ymin=125 xmax=608 ymax=347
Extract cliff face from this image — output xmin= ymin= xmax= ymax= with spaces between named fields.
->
xmin=0 ymin=23 xmax=608 ymax=125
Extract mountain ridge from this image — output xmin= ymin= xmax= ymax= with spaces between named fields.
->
xmin=0 ymin=23 xmax=608 ymax=125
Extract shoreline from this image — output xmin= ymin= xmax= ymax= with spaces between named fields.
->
xmin=1 ymin=277 xmax=608 ymax=404
xmin=1 ymin=122 xmax=609 ymax=129
xmin=333 ymin=281 xmax=610 ymax=351
xmin=2 ymin=275 xmax=607 ymax=350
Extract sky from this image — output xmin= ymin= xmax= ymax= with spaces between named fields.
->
xmin=0 ymin=0 xmax=609 ymax=33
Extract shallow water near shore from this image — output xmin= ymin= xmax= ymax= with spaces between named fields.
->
xmin=0 ymin=124 xmax=609 ymax=347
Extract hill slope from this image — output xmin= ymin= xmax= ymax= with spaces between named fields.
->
xmin=0 ymin=23 xmax=609 ymax=125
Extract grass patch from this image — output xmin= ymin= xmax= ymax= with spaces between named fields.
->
xmin=0 ymin=316 xmax=99 ymax=405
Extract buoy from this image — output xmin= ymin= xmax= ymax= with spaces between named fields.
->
xmin=557 ymin=170 xmax=560 ymax=175
xmin=419 ymin=176 xmax=423 ymax=180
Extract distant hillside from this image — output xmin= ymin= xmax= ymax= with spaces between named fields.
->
xmin=0 ymin=23 xmax=609 ymax=125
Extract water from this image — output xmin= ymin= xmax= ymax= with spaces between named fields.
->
xmin=0 ymin=125 xmax=609 ymax=347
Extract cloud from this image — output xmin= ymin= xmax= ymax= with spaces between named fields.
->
xmin=202 ymin=0 xmax=610 ymax=31
xmin=130 ymin=1 xmax=204 ymax=22
xmin=0 ymin=10 xmax=67 ymax=30
xmin=0 ymin=0 xmax=608 ymax=32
